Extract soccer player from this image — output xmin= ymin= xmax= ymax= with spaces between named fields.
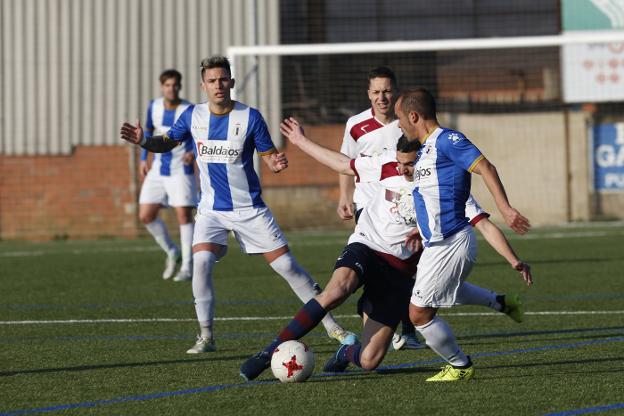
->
xmin=396 ymin=87 xmax=530 ymax=381
xmin=138 ymin=69 xmax=197 ymax=282
xmin=120 ymin=56 xmax=355 ymax=353
xmin=338 ymin=66 xmax=402 ymax=222
xmin=239 ymin=118 xmax=532 ymax=381
xmin=338 ymin=67 xmax=422 ymax=350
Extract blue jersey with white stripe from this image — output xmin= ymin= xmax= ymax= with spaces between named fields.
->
xmin=141 ymin=98 xmax=194 ymax=176
xmin=166 ymin=101 xmax=275 ymax=211
xmin=412 ymin=127 xmax=484 ymax=246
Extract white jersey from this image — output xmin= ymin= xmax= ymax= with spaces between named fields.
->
xmin=348 ymin=151 xmax=489 ymax=269
xmin=141 ymin=98 xmax=194 ymax=176
xmin=166 ymin=101 xmax=276 ymax=212
xmin=340 ymin=108 xmax=402 ymax=208
xmin=348 ymin=151 xmax=417 ymax=263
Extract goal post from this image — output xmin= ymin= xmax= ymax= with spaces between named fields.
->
xmin=227 ymin=31 xmax=624 ymax=225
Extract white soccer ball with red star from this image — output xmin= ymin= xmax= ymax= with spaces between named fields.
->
xmin=270 ymin=340 xmax=315 ymax=383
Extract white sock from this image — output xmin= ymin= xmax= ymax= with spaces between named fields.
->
xmin=145 ymin=218 xmax=177 ymax=256
xmin=269 ymin=252 xmax=342 ymax=333
xmin=192 ymin=251 xmax=217 ymax=339
xmin=415 ymin=316 xmax=470 ymax=367
xmin=455 ymin=282 xmax=502 ymax=311
xmin=179 ymin=223 xmax=194 ymax=272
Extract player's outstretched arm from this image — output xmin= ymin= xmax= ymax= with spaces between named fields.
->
xmin=120 ymin=120 xmax=179 ymax=153
xmin=474 ymin=218 xmax=533 ymax=285
xmin=280 ymin=117 xmax=354 ymax=175
xmin=471 ymin=158 xmax=531 ymax=235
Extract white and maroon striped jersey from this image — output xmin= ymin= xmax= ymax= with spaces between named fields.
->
xmin=340 ymin=108 xmax=402 ymax=208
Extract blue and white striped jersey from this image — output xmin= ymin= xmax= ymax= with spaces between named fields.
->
xmin=141 ymin=98 xmax=194 ymax=176
xmin=165 ymin=101 xmax=276 ymax=211
xmin=412 ymin=127 xmax=484 ymax=246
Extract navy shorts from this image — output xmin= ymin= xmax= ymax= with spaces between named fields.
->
xmin=334 ymin=242 xmax=415 ymax=329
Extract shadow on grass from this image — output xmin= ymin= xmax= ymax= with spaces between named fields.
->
xmin=474 ymin=356 xmax=624 ymax=377
xmin=458 ymin=326 xmax=624 ymax=342
xmin=477 ymin=257 xmax=620 ymax=268
xmin=0 ymin=354 xmax=250 ymax=377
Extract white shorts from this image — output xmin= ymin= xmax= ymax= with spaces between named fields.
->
xmin=139 ymin=171 xmax=198 ymax=207
xmin=193 ymin=206 xmax=288 ymax=254
xmin=411 ymin=226 xmax=477 ymax=308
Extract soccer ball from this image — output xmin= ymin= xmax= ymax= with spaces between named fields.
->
xmin=270 ymin=340 xmax=315 ymax=383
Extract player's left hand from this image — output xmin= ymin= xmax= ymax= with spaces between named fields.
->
xmin=182 ymin=151 xmax=195 ymax=165
xmin=503 ymin=207 xmax=531 ymax=235
xmin=280 ymin=117 xmax=306 ymax=146
xmin=404 ymin=227 xmax=423 ymax=252
xmin=512 ymin=260 xmax=533 ymax=286
xmin=270 ymin=152 xmax=288 ymax=173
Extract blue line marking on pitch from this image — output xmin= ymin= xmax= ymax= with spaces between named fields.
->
xmin=544 ymin=403 xmax=624 ymax=416
xmin=2 ymin=335 xmax=623 ymax=415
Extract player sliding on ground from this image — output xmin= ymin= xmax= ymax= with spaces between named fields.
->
xmin=120 ymin=56 xmax=356 ymax=354
xmin=239 ymin=117 xmax=532 ymax=382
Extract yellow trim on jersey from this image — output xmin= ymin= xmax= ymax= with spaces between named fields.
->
xmin=468 ymin=155 xmax=485 ymax=173
xmin=162 ymin=133 xmax=182 ymax=146
xmin=258 ymin=148 xmax=277 ymax=156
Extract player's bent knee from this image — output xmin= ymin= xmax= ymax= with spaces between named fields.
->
xmin=139 ymin=211 xmax=157 ymax=224
xmin=409 ymin=304 xmax=436 ymax=326
xmin=359 ymin=350 xmax=383 ymax=371
xmin=316 ymin=289 xmax=349 ymax=310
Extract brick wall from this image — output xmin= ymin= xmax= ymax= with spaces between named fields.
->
xmin=0 ymin=146 xmax=140 ymax=240
xmin=261 ymin=125 xmax=344 ymax=187
xmin=1 ymin=115 xmax=608 ymax=241
xmin=260 ymin=124 xmax=350 ymax=230
xmin=0 ymin=125 xmax=348 ymax=240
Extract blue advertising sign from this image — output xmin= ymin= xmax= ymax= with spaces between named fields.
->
xmin=593 ymin=123 xmax=624 ymax=191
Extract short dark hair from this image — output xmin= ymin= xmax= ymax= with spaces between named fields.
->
xmin=200 ymin=56 xmax=231 ymax=79
xmin=368 ymin=66 xmax=398 ymax=89
xmin=399 ymin=87 xmax=437 ymax=121
xmin=396 ymin=135 xmax=421 ymax=153
xmin=159 ymin=69 xmax=182 ymax=85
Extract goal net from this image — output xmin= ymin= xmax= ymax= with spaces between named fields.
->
xmin=228 ymin=31 xmax=624 ymax=227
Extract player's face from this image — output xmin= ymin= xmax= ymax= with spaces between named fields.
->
xmin=161 ymin=78 xmax=181 ymax=102
xmin=368 ymin=77 xmax=395 ymax=118
xmin=396 ymin=151 xmax=418 ymax=181
xmin=395 ymin=98 xmax=418 ymax=140
xmin=201 ymin=67 xmax=234 ymax=105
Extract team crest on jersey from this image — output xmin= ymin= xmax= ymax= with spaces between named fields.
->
xmin=448 ymin=132 xmax=463 ymax=144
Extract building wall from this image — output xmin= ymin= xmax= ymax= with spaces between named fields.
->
xmin=263 ymin=111 xmax=597 ymax=230
xmin=0 ymin=146 xmax=138 ymax=240
xmin=0 ymin=112 xmax=612 ymax=240
xmin=0 ymin=0 xmax=279 ymax=155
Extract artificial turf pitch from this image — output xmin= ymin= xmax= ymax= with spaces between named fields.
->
xmin=1 ymin=224 xmax=623 ymax=415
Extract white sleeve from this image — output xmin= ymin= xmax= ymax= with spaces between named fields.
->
xmin=351 ymin=153 xmax=397 ymax=183
xmin=340 ymin=122 xmax=357 ymax=158
xmin=465 ymin=194 xmax=490 ymax=225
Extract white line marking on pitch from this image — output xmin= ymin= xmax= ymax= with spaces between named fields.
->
xmin=1 ymin=310 xmax=624 ymax=325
